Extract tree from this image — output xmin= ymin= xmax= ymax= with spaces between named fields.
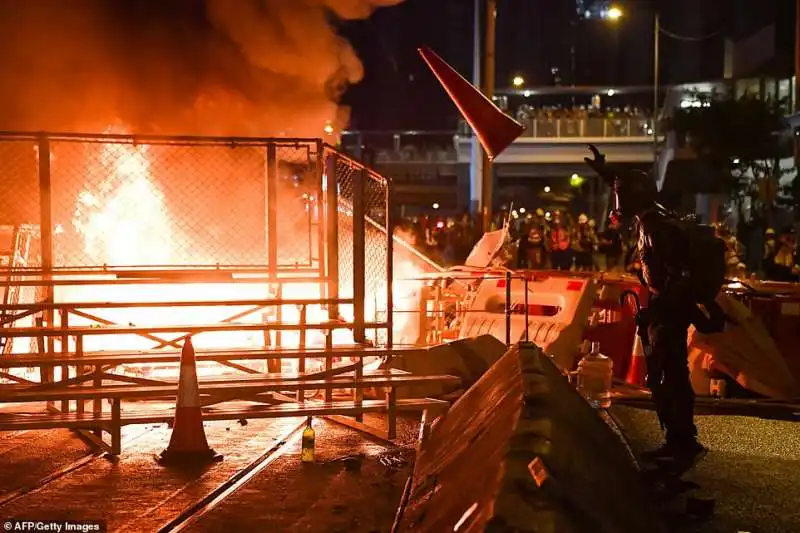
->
xmin=663 ymin=92 xmax=791 ymax=226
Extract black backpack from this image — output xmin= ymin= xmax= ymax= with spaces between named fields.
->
xmin=670 ymin=216 xmax=727 ymax=303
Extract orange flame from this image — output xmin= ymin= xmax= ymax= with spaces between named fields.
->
xmin=73 ymin=144 xmax=173 ymax=266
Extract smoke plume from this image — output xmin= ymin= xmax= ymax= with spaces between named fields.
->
xmin=0 ymin=0 xmax=403 ymax=137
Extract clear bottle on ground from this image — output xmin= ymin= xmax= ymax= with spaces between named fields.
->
xmin=301 ymin=416 xmax=315 ymax=463
xmin=577 ymin=341 xmax=613 ymax=409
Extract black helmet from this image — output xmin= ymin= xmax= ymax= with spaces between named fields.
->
xmin=584 ymin=144 xmax=656 ymax=219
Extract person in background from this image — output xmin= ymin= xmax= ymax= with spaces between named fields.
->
xmin=526 ymin=225 xmax=547 ymax=269
xmin=516 ymin=224 xmax=531 ymax=269
xmin=763 ymin=228 xmax=777 ymax=266
xmin=572 ymin=213 xmax=596 ymax=271
xmin=716 ymin=224 xmax=745 ymax=279
xmin=549 ymin=211 xmax=572 ymax=270
xmin=588 ymin=219 xmax=604 ymax=270
xmin=767 ymin=228 xmax=799 ymax=281
xmin=598 ymin=218 xmax=624 ymax=272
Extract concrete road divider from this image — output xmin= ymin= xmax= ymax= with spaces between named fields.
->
xmin=384 ymin=335 xmax=507 ymax=399
xmin=393 ymin=342 xmax=667 ymax=533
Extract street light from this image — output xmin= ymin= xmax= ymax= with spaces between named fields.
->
xmin=599 ymin=6 xmax=660 ymax=171
xmin=543 ymin=186 xmax=551 ymax=193
xmin=512 ymin=75 xmax=525 ymax=88
xmin=606 ymin=6 xmax=623 ymax=20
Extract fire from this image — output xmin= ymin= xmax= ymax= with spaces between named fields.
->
xmin=2 ymin=139 xmax=431 ymax=386
xmin=73 ymin=144 xmax=174 ymax=266
xmin=59 ymin=141 xmax=354 ymax=377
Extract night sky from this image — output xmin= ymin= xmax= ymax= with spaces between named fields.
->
xmin=342 ymin=0 xmax=796 ymax=131
xmin=341 ymin=0 xmax=654 ymax=131
xmin=0 ymin=0 xmax=791 ymax=135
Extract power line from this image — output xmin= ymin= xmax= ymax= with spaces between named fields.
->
xmin=659 ymin=26 xmax=722 ymax=42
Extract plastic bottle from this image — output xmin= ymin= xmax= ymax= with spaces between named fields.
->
xmin=577 ymin=341 xmax=613 ymax=408
xmin=301 ymin=416 xmax=315 ymax=463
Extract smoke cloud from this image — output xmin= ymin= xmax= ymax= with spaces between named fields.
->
xmin=0 ymin=0 xmax=403 ymax=137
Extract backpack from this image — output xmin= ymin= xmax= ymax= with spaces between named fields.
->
xmin=671 ymin=217 xmax=727 ymax=302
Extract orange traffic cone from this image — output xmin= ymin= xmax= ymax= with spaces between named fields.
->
xmin=625 ymin=329 xmax=647 ymax=388
xmin=158 ymin=337 xmax=222 ymax=465
xmin=418 ymin=46 xmax=525 ymax=160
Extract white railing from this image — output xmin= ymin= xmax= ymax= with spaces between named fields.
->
xmin=517 ymin=117 xmax=653 ymax=139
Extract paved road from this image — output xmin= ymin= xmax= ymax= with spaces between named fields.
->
xmin=610 ymin=404 xmax=800 ymax=533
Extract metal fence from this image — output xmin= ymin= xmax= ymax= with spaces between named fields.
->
xmin=323 ymin=146 xmax=392 ymax=347
xmin=0 ymin=133 xmax=331 ymax=270
xmin=0 ymin=133 xmax=394 ymax=347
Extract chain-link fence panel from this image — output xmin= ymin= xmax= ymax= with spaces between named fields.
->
xmin=0 ymin=137 xmax=43 ymax=344
xmin=0 ymin=139 xmax=40 ymax=242
xmin=323 ymin=147 xmax=392 ymax=346
xmin=364 ymin=170 xmax=389 ymax=345
xmin=274 ymin=144 xmax=321 ymax=268
xmin=48 ymin=137 xmax=268 ymax=268
xmin=331 ymin=154 xmax=355 ymax=312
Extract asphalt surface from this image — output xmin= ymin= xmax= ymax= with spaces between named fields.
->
xmin=610 ymin=404 xmax=800 ymax=533
xmin=0 ymin=403 xmax=417 ymax=533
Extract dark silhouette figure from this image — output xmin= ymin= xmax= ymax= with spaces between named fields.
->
xmin=584 ymin=145 xmax=725 ymax=470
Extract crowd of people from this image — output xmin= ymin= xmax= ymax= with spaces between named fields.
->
xmin=396 ymin=208 xmax=800 ymax=282
xmin=512 ymin=104 xmax=650 ymax=123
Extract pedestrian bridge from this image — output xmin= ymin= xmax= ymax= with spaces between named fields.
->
xmin=455 ymin=116 xmax=657 ymax=165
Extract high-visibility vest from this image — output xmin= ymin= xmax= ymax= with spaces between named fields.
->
xmin=550 ymin=227 xmax=570 ymax=251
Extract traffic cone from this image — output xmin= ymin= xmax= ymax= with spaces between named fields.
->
xmin=625 ymin=329 xmax=647 ymax=388
xmin=158 ymin=337 xmax=222 ymax=465
xmin=418 ymin=46 xmax=525 ymax=160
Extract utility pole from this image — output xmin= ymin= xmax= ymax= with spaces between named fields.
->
xmin=481 ymin=0 xmax=497 ymax=232
xmin=469 ymin=0 xmax=483 ymax=215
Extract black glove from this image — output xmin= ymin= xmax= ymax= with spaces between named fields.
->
xmin=583 ymin=144 xmax=606 ymax=171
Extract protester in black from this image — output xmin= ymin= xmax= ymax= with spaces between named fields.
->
xmin=584 ymin=145 xmax=724 ymax=470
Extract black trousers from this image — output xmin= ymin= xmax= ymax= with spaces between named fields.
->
xmin=574 ymin=251 xmax=593 ymax=270
xmin=645 ymin=294 xmax=725 ymax=446
xmin=551 ymin=250 xmax=572 ymax=270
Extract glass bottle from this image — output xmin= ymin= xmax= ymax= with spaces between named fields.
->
xmin=301 ymin=416 xmax=315 ymax=463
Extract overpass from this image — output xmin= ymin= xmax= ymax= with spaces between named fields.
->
xmin=455 ymin=116 xmax=657 ymax=166
xmin=340 ymin=116 xmax=658 ymax=212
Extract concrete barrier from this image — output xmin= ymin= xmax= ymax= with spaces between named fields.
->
xmin=385 ymin=335 xmax=507 ymax=398
xmin=394 ymin=342 xmax=667 ymax=533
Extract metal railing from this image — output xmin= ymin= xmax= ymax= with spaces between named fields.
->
xmin=457 ymin=117 xmax=653 ymax=139
xmin=516 ymin=117 xmax=652 ymax=139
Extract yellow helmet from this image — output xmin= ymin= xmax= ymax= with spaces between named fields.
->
xmin=535 ymin=208 xmax=545 ymax=217
xmin=765 ymin=228 xmax=775 ymax=236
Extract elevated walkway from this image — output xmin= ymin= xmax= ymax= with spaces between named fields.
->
xmin=455 ymin=117 xmax=657 ymax=165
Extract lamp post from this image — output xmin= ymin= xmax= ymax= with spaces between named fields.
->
xmin=605 ymin=6 xmax=659 ymax=171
